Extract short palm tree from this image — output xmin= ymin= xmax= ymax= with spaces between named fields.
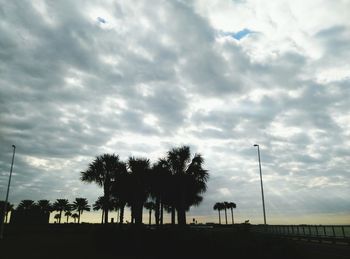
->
xmin=54 ymin=213 xmax=60 ymax=223
xmin=72 ymin=213 xmax=79 ymax=223
xmin=65 ymin=211 xmax=72 ymax=223
xmin=53 ymin=199 xmax=70 ymax=224
xmin=72 ymin=198 xmax=90 ymax=223
xmin=144 ymin=201 xmax=156 ymax=225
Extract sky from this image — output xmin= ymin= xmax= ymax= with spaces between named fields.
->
xmin=0 ymin=0 xmax=349 ymax=225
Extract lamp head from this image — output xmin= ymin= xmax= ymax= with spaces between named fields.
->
xmin=12 ymin=145 xmax=16 ymax=148
xmin=253 ymin=144 xmax=258 ymax=147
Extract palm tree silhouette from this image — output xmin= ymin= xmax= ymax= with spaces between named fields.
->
xmin=127 ymin=157 xmax=151 ymax=225
xmin=37 ymin=200 xmax=52 ymax=213
xmin=53 ymin=199 xmax=70 ymax=224
xmin=227 ymin=202 xmax=236 ymax=224
xmin=213 ymin=202 xmax=223 ymax=224
xmin=72 ymin=213 xmax=79 ymax=223
xmin=144 ymin=201 xmax=156 ymax=225
xmin=65 ymin=211 xmax=72 ymax=223
xmin=81 ymin=154 xmax=126 ymax=224
xmin=17 ymin=200 xmax=36 ymax=210
xmin=93 ymin=196 xmax=111 ymax=224
xmin=150 ymin=159 xmax=171 ymax=226
xmin=72 ymin=198 xmax=90 ymax=224
xmin=167 ymin=146 xmax=208 ymax=225
xmin=54 ymin=213 xmax=60 ymax=223
xmin=223 ymin=202 xmax=229 ymax=224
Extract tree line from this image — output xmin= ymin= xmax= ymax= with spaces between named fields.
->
xmin=213 ymin=201 xmax=236 ymax=225
xmin=81 ymin=145 xmax=209 ymax=226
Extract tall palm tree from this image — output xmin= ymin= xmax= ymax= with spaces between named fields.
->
xmin=53 ymin=199 xmax=70 ymax=224
xmin=223 ymin=202 xmax=229 ymax=224
xmin=72 ymin=213 xmax=79 ymax=223
xmin=213 ymin=202 xmax=223 ymax=225
xmin=37 ymin=200 xmax=52 ymax=213
xmin=17 ymin=200 xmax=36 ymax=210
xmin=227 ymin=202 xmax=236 ymax=224
xmin=144 ymin=201 xmax=156 ymax=225
xmin=81 ymin=154 xmax=126 ymax=224
xmin=72 ymin=198 xmax=90 ymax=224
xmin=167 ymin=146 xmax=209 ymax=226
xmin=127 ymin=157 xmax=151 ymax=225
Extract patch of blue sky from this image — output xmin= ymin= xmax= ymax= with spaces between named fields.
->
xmin=220 ymin=28 xmax=254 ymax=40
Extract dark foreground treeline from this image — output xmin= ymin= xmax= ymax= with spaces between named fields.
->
xmin=1 ymin=146 xmax=209 ymax=226
xmin=0 ymin=224 xmax=319 ymax=259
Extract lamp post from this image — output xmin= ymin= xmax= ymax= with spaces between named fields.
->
xmin=253 ymin=144 xmax=266 ymax=225
xmin=0 ymin=145 xmax=16 ymax=239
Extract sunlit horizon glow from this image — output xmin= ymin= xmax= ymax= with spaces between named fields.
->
xmin=0 ymin=0 xmax=349 ymax=225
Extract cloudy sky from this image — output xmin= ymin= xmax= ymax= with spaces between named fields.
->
xmin=1 ymin=0 xmax=349 ymax=224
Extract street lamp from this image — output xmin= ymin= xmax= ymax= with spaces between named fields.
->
xmin=0 ymin=145 xmax=16 ymax=239
xmin=253 ymin=144 xmax=267 ymax=225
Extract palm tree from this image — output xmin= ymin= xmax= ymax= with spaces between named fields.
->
xmin=54 ymin=213 xmax=60 ymax=223
xmin=37 ymin=200 xmax=52 ymax=213
xmin=144 ymin=201 xmax=156 ymax=225
xmin=72 ymin=198 xmax=90 ymax=223
xmin=127 ymin=157 xmax=151 ymax=225
xmin=53 ymin=199 xmax=70 ymax=224
xmin=227 ymin=202 xmax=236 ymax=224
xmin=213 ymin=202 xmax=223 ymax=225
xmin=72 ymin=213 xmax=79 ymax=223
xmin=223 ymin=202 xmax=229 ymax=224
xmin=17 ymin=200 xmax=36 ymax=210
xmin=167 ymin=146 xmax=209 ymax=226
xmin=150 ymin=159 xmax=171 ymax=226
xmin=93 ymin=196 xmax=107 ymax=224
xmin=65 ymin=211 xmax=72 ymax=223
xmin=81 ymin=154 xmax=126 ymax=224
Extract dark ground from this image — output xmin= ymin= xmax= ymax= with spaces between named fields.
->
xmin=0 ymin=224 xmax=349 ymax=259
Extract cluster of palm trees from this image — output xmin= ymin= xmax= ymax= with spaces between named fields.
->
xmin=14 ymin=198 xmax=90 ymax=224
xmin=81 ymin=145 xmax=208 ymax=226
xmin=213 ymin=202 xmax=236 ymax=225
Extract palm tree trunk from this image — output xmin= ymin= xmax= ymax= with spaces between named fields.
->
xmin=177 ymin=192 xmax=187 ymax=226
xmin=59 ymin=210 xmax=62 ymax=224
xmin=134 ymin=201 xmax=143 ymax=225
xmin=171 ymin=206 xmax=176 ymax=225
xmin=218 ymin=210 xmax=221 ymax=224
xmin=155 ymin=197 xmax=160 ymax=226
xmin=160 ymin=202 xmax=164 ymax=225
xmin=104 ymin=208 xmax=108 ymax=224
xmin=231 ymin=208 xmax=234 ymax=224
xmin=78 ymin=211 xmax=81 ymax=224
xmin=101 ymin=210 xmax=104 ymax=224
xmin=149 ymin=209 xmax=152 ymax=225
xmin=119 ymin=204 xmax=125 ymax=224
xmin=66 ymin=215 xmax=69 ymax=223
xmin=224 ymin=208 xmax=227 ymax=224
xmin=116 ymin=209 xmax=119 ymax=223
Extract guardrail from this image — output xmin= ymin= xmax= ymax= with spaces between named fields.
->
xmin=250 ymin=225 xmax=350 ymax=245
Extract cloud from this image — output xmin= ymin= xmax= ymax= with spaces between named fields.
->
xmin=0 ymin=0 xmax=349 ymax=224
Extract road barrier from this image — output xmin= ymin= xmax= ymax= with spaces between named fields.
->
xmin=249 ymin=224 xmax=350 ymax=245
